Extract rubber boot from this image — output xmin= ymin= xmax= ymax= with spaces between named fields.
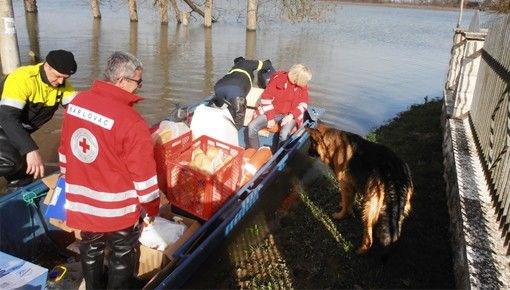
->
xmin=106 ymin=225 xmax=140 ymax=289
xmin=79 ymin=231 xmax=107 ymax=290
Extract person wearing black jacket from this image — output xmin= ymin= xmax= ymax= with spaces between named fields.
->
xmin=211 ymin=56 xmax=272 ymax=128
xmin=0 ymin=50 xmax=77 ymax=188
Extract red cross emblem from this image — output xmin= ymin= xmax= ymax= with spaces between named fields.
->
xmin=71 ymin=128 xmax=98 ymax=164
xmin=79 ymin=138 xmax=90 ymax=153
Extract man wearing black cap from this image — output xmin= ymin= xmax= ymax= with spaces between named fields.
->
xmin=0 ymin=49 xmax=77 ymax=189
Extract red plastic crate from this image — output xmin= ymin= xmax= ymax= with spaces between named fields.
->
xmin=166 ymin=135 xmax=243 ymax=220
xmin=154 ymin=131 xmax=192 ymax=193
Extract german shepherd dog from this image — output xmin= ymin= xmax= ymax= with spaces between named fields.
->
xmin=306 ymin=123 xmax=413 ymax=254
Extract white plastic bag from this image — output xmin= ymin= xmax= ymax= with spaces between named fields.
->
xmin=138 ymin=216 xmax=187 ymax=251
xmin=190 ymin=104 xmax=239 ymax=146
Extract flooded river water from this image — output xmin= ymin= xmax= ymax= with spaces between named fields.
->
xmin=7 ymin=0 xmax=475 ymax=170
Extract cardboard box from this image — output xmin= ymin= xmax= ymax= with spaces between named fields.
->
xmin=0 ymin=251 xmax=48 ymax=289
xmin=48 ymin=218 xmax=81 ymax=240
xmin=42 ymin=173 xmax=60 ymax=204
xmin=136 ymin=205 xmax=200 ymax=280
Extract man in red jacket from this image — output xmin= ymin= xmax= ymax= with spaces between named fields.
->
xmin=58 ymin=51 xmax=160 ymax=289
xmin=247 ymin=64 xmax=312 ymax=150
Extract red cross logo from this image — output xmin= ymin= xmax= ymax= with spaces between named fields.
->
xmin=79 ymin=138 xmax=90 ymax=153
xmin=71 ymin=128 xmax=98 ymax=164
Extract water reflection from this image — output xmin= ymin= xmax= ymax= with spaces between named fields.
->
xmin=129 ymin=22 xmax=138 ymax=56
xmin=90 ymin=19 xmax=101 ymax=81
xmin=203 ymin=27 xmax=214 ymax=94
xmin=245 ymin=30 xmax=256 ymax=59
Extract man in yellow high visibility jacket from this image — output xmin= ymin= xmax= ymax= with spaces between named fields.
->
xmin=0 ymin=50 xmax=77 ymax=188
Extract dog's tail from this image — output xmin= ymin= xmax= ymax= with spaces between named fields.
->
xmin=378 ymin=159 xmax=414 ymax=247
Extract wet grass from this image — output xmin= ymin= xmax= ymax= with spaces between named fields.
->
xmin=185 ymin=98 xmax=455 ymax=289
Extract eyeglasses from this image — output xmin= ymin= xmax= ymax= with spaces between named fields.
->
xmin=124 ymin=77 xmax=143 ymax=88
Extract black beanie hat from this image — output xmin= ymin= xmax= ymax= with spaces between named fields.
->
xmin=45 ymin=50 xmax=77 ymax=75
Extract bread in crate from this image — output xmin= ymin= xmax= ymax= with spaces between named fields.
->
xmin=152 ymin=122 xmax=192 ymax=193
xmin=166 ymin=135 xmax=242 ymax=220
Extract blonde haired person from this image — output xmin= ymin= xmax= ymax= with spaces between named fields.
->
xmin=247 ymin=63 xmax=312 ymax=150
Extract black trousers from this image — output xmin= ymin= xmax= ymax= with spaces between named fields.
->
xmin=212 ymin=84 xmax=247 ymax=129
xmin=79 ymin=225 xmax=141 ymax=290
xmin=0 ymin=128 xmax=25 ymax=181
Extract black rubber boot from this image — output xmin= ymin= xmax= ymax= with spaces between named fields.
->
xmin=106 ymin=225 xmax=140 ymax=289
xmin=79 ymin=231 xmax=107 ymax=290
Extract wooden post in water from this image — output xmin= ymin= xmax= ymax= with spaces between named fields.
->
xmin=0 ymin=0 xmax=21 ymax=74
xmin=204 ymin=0 xmax=212 ymax=27
xmin=246 ymin=0 xmax=257 ymax=31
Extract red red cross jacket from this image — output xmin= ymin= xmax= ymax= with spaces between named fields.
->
xmin=257 ymin=71 xmax=309 ymax=127
xmin=58 ymin=80 xmax=159 ymax=233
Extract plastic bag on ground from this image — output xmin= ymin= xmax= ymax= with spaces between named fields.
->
xmin=138 ymin=216 xmax=187 ymax=251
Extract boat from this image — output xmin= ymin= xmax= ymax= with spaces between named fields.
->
xmin=0 ymin=91 xmax=324 ymax=289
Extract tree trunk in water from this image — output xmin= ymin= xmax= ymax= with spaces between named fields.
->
xmin=159 ymin=0 xmax=168 ymax=24
xmin=23 ymin=0 xmax=37 ymax=13
xmin=204 ymin=0 xmax=212 ymax=27
xmin=128 ymin=0 xmax=138 ymax=22
xmin=169 ymin=0 xmax=181 ymax=23
xmin=90 ymin=0 xmax=101 ymax=19
xmin=246 ymin=0 xmax=257 ymax=31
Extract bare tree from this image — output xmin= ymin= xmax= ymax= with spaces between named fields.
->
xmin=23 ymin=0 xmax=37 ymax=13
xmin=280 ymin=0 xmax=333 ymax=22
xmin=128 ymin=0 xmax=138 ymax=22
xmin=91 ymin=0 xmax=101 ymax=19
xmin=486 ymin=0 xmax=510 ymax=12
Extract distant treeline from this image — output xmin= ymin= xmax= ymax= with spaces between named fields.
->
xmin=331 ymin=0 xmax=510 ymax=12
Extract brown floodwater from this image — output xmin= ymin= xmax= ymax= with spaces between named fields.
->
xmin=4 ymin=0 xmax=470 ymax=174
